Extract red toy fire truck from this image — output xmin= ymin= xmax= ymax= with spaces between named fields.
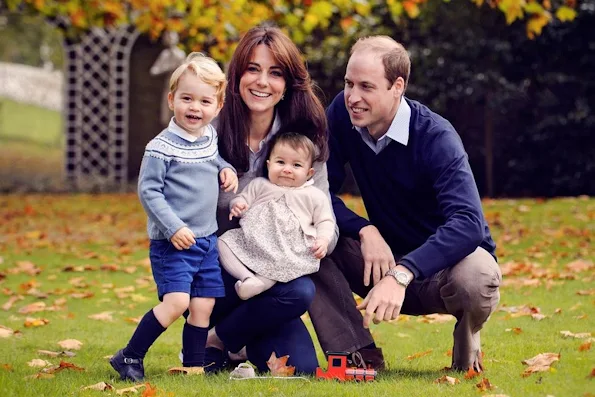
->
xmin=315 ymin=351 xmax=377 ymax=382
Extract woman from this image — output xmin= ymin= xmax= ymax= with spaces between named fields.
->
xmin=204 ymin=25 xmax=338 ymax=374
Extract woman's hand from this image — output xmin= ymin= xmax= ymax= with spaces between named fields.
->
xmin=311 ymin=237 xmax=329 ymax=259
xmin=229 ymin=202 xmax=249 ymax=220
xmin=220 ymin=168 xmax=238 ymax=193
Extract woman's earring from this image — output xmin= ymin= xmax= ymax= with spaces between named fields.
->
xmin=281 ymin=94 xmax=285 ymax=100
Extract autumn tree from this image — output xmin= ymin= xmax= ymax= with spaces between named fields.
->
xmin=2 ymin=0 xmax=579 ymax=63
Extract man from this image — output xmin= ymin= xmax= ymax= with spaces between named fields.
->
xmin=309 ymin=36 xmax=501 ymax=372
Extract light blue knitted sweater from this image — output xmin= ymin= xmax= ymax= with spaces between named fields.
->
xmin=138 ymin=122 xmax=234 ymax=240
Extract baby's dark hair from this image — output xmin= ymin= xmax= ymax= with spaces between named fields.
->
xmin=268 ymin=130 xmax=317 ymax=167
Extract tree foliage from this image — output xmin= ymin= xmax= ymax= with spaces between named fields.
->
xmin=3 ymin=0 xmax=579 ymax=63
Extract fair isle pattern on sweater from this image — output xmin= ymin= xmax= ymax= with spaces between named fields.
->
xmin=145 ymin=125 xmax=218 ymax=164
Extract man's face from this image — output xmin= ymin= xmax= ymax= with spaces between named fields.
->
xmin=344 ymin=50 xmax=401 ymax=138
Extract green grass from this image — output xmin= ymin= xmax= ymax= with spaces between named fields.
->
xmin=0 ymin=195 xmax=593 ymax=397
xmin=0 ymin=99 xmax=63 ymax=147
xmin=0 ymin=99 xmax=64 ymax=192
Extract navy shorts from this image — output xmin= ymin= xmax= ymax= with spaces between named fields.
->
xmin=149 ymin=234 xmax=225 ymax=300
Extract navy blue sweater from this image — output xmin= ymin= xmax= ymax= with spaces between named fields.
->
xmin=327 ymin=91 xmax=496 ymax=279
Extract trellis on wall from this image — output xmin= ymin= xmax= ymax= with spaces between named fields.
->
xmin=64 ymin=25 xmax=139 ymax=189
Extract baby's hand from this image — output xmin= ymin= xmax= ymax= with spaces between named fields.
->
xmin=229 ymin=202 xmax=249 ymax=221
xmin=171 ymin=227 xmax=196 ymax=250
xmin=311 ymin=238 xmax=329 ymax=259
xmin=220 ymin=168 xmax=238 ymax=193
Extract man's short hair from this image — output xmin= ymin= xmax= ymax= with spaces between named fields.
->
xmin=351 ymin=36 xmax=411 ymax=91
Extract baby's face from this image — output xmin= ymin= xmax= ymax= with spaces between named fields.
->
xmin=168 ymin=71 xmax=221 ymax=137
xmin=267 ymin=143 xmax=314 ymax=188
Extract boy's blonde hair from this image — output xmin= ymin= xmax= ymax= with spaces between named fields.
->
xmin=169 ymin=52 xmax=227 ymax=104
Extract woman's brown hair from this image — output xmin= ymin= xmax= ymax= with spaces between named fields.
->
xmin=217 ymin=25 xmax=328 ymax=173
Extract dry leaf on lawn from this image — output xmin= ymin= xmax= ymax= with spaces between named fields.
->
xmin=88 ymin=311 xmax=113 ymax=321
xmin=420 ymin=314 xmax=455 ymax=323
xmin=2 ymin=295 xmax=23 ymax=311
xmin=464 ymin=367 xmax=481 ymax=379
xmin=37 ymin=350 xmax=76 ymax=358
xmin=57 ymin=339 xmax=83 ymax=350
xmin=167 ymin=367 xmax=204 ymax=375
xmin=0 ymin=325 xmax=14 ymax=338
xmin=18 ymin=302 xmax=46 ymax=314
xmin=560 ymin=330 xmax=591 ymax=339
xmin=2 ymin=364 xmax=13 ymax=371
xmin=24 ymin=317 xmax=49 ymax=327
xmin=433 ymin=375 xmax=459 ymax=385
xmin=40 ymin=361 xmax=84 ymax=374
xmin=266 ymin=352 xmax=295 ymax=377
xmin=406 ymin=349 xmax=433 ymax=360
xmin=521 ymin=352 xmax=560 ymax=377
xmin=578 ymin=341 xmax=592 ymax=352
xmin=81 ymin=382 xmax=114 ymax=391
xmin=27 ymin=359 xmax=52 ymax=367
xmin=476 ymin=378 xmax=495 ymax=391
xmin=115 ymin=384 xmax=146 ymax=395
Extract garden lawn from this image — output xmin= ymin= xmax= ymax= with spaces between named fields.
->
xmin=0 ymin=194 xmax=593 ymax=397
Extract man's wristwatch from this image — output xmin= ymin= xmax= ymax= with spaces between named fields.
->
xmin=385 ymin=267 xmax=412 ymax=287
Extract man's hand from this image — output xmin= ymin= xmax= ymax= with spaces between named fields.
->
xmin=171 ymin=226 xmax=196 ymax=250
xmin=311 ymin=237 xmax=329 ymax=259
xmin=220 ymin=168 xmax=238 ymax=193
xmin=359 ymin=225 xmax=396 ymax=286
xmin=229 ymin=202 xmax=249 ymax=220
xmin=356 ymin=265 xmax=411 ymax=328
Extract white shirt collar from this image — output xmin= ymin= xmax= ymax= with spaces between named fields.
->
xmin=354 ymin=97 xmax=411 ymax=147
xmin=168 ymin=117 xmax=213 ymax=142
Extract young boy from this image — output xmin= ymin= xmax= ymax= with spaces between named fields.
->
xmin=110 ymin=53 xmax=238 ymax=382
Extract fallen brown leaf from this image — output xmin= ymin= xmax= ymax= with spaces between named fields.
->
xmin=565 ymin=259 xmax=593 ymax=273
xmin=167 ymin=366 xmax=204 ymax=375
xmin=40 ymin=360 xmax=85 ymax=374
xmin=0 ymin=325 xmax=14 ymax=338
xmin=115 ymin=384 xmax=146 ymax=395
xmin=27 ymin=359 xmax=52 ymax=367
xmin=521 ymin=352 xmax=560 ymax=377
xmin=24 ymin=317 xmax=49 ymax=327
xmin=37 ymin=350 xmax=76 ymax=358
xmin=1 ymin=363 xmax=13 ymax=371
xmin=266 ymin=352 xmax=295 ymax=377
xmin=589 ymin=368 xmax=595 ymax=378
xmin=2 ymin=295 xmax=23 ymax=311
xmin=579 ymin=341 xmax=592 ymax=352
xmin=419 ymin=314 xmax=455 ymax=324
xmin=18 ymin=302 xmax=47 ymax=314
xmin=464 ymin=367 xmax=481 ymax=379
xmin=88 ymin=311 xmax=114 ymax=321
xmin=433 ymin=375 xmax=459 ymax=385
xmin=560 ymin=330 xmax=591 ymax=339
xmin=476 ymin=377 xmax=495 ymax=391
xmin=505 ymin=327 xmax=523 ymax=334
xmin=576 ymin=289 xmax=595 ymax=296
xmin=57 ymin=339 xmax=83 ymax=350
xmin=407 ymin=349 xmax=433 ymax=360
xmin=81 ymin=382 xmax=114 ymax=391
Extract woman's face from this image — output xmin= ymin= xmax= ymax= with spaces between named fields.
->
xmin=239 ymin=44 xmax=287 ymax=118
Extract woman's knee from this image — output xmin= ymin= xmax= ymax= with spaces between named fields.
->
xmin=284 ymin=277 xmax=315 ymax=307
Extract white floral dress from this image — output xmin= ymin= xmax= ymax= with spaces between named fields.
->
xmin=219 ymin=195 xmax=318 ymax=283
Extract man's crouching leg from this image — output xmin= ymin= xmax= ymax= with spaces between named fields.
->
xmin=440 ymin=247 xmax=501 ymax=372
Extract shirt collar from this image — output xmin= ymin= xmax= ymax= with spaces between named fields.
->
xmin=168 ymin=117 xmax=213 ymax=142
xmin=354 ymin=96 xmax=411 ymax=146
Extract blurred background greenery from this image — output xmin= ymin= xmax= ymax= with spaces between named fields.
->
xmin=0 ymin=0 xmax=593 ymax=196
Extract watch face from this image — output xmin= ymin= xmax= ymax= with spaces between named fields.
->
xmin=396 ymin=272 xmax=409 ymax=284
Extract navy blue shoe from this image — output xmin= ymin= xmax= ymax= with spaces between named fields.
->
xmin=203 ymin=347 xmax=229 ymax=374
xmin=110 ymin=349 xmax=144 ymax=382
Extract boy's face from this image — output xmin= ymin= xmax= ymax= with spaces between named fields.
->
xmin=266 ymin=142 xmax=314 ymax=188
xmin=168 ymin=71 xmax=221 ymax=137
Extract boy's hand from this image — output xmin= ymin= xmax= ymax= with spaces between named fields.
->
xmin=220 ymin=168 xmax=238 ymax=193
xmin=171 ymin=227 xmax=196 ymax=250
xmin=229 ymin=202 xmax=249 ymax=221
xmin=312 ymin=237 xmax=329 ymax=259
